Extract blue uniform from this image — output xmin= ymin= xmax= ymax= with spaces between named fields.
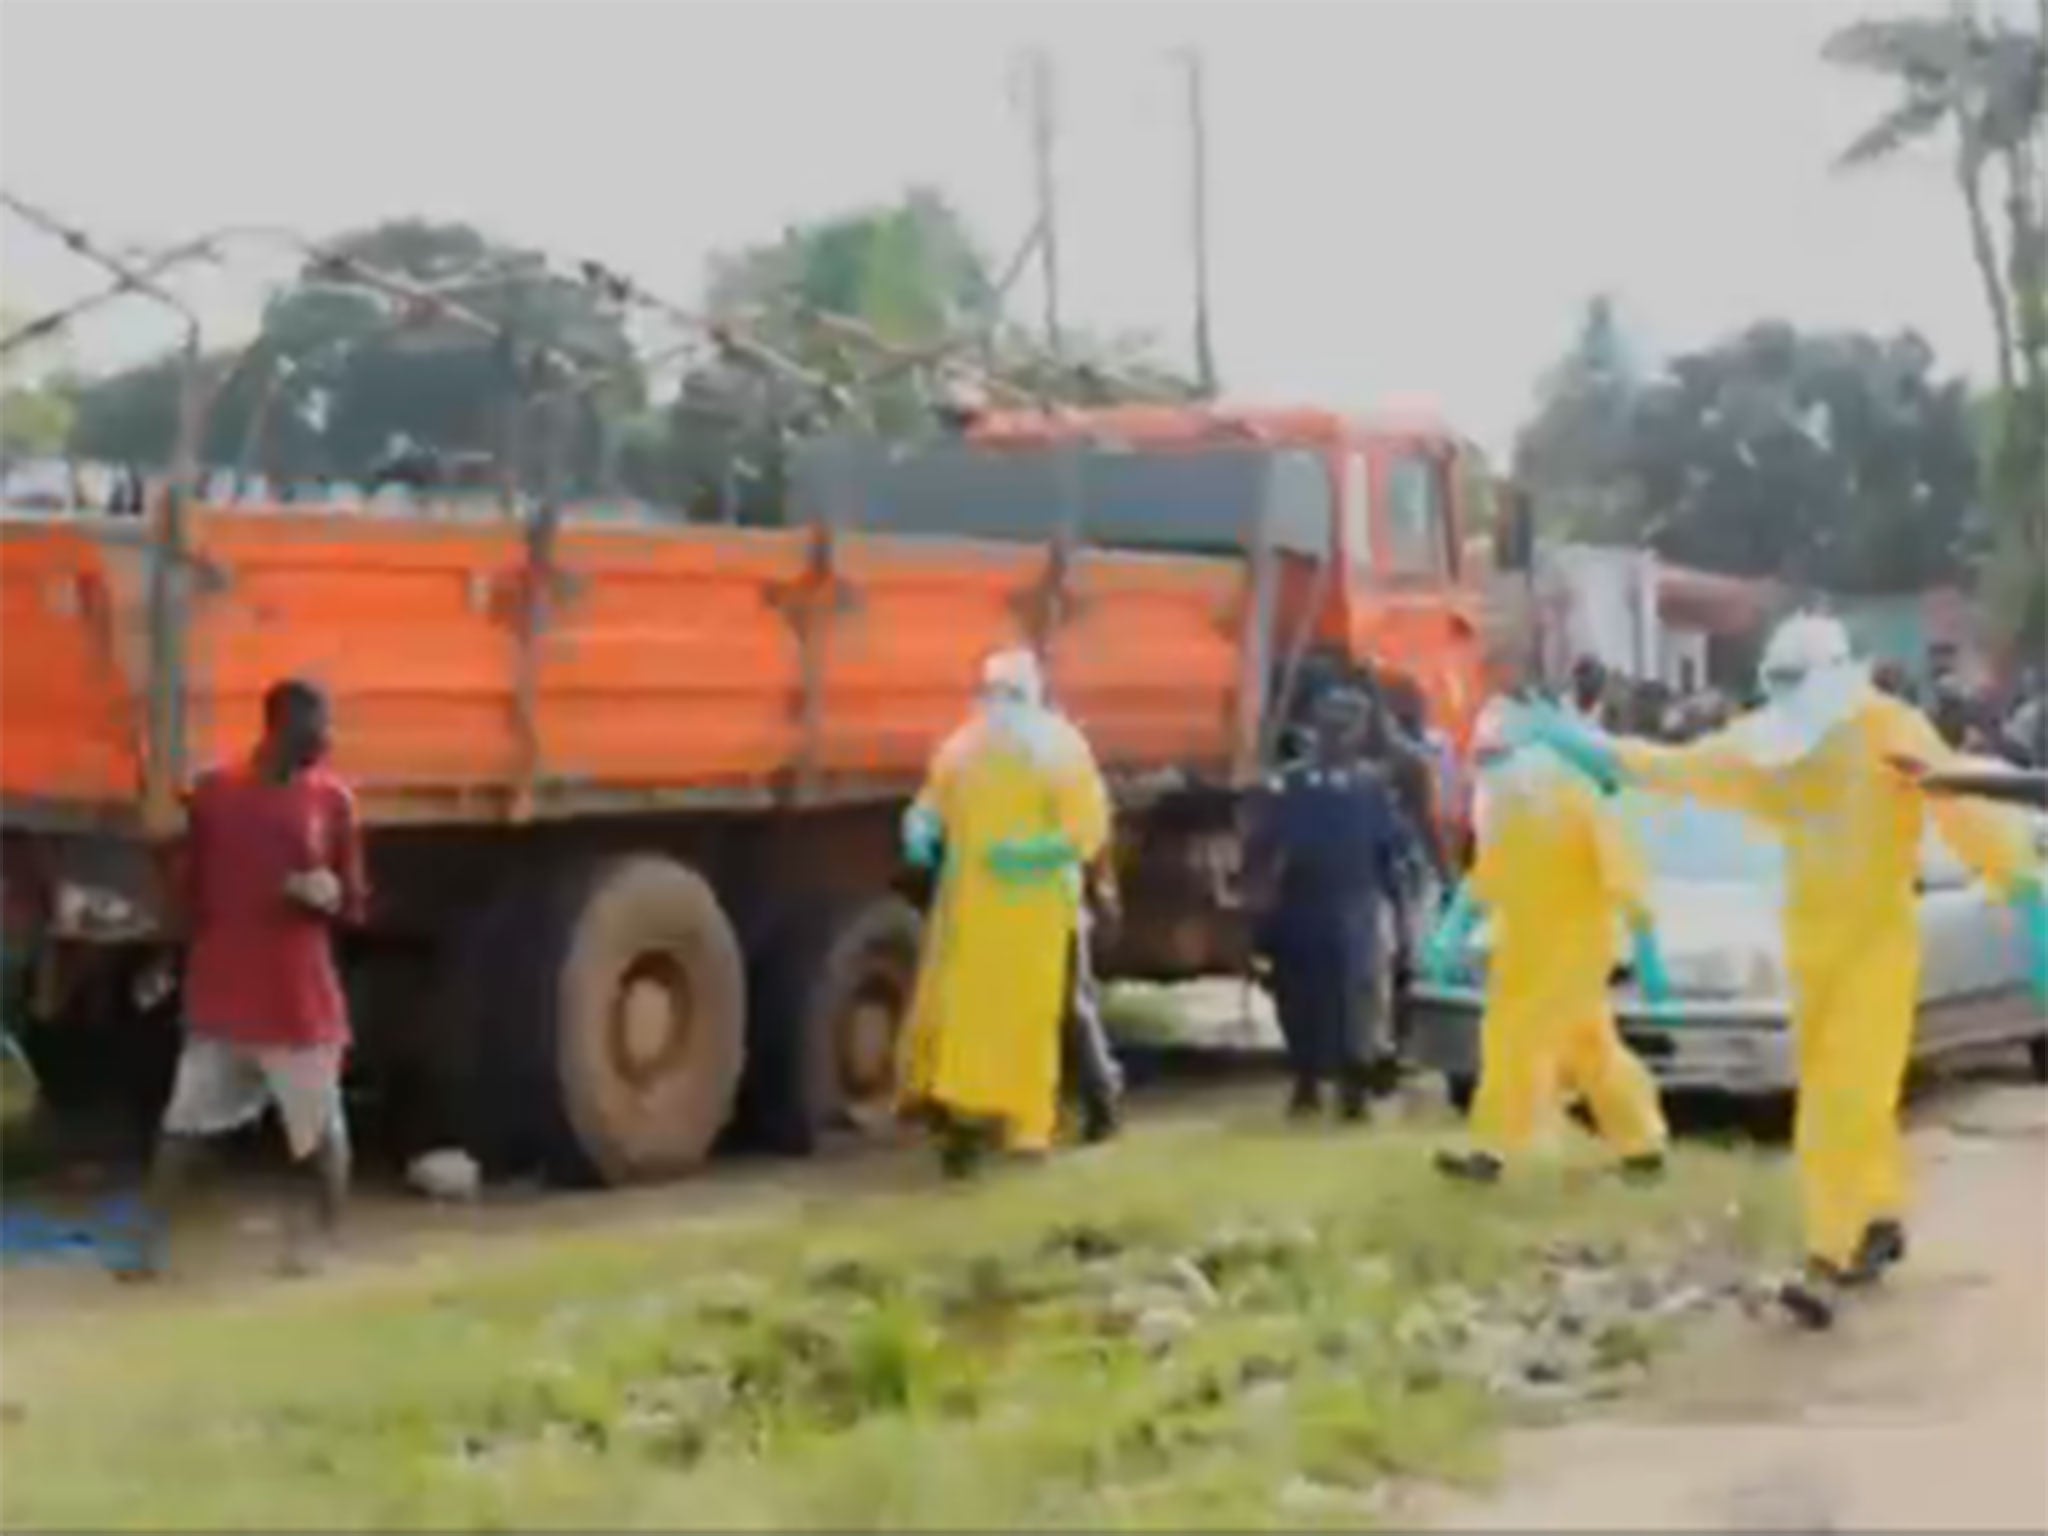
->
xmin=1250 ymin=762 xmax=1417 ymax=1084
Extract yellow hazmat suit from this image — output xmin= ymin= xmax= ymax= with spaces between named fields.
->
xmin=1618 ymin=689 xmax=2034 ymax=1268
xmin=1465 ymin=757 xmax=1667 ymax=1161
xmin=898 ymin=671 xmax=1110 ymax=1154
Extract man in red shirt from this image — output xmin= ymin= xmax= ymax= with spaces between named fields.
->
xmin=119 ymin=678 xmax=368 ymax=1279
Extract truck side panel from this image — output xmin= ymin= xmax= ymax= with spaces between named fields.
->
xmin=0 ymin=521 xmax=147 ymax=819
xmin=538 ymin=526 xmax=807 ymax=799
xmin=821 ymin=536 xmax=1244 ymax=788
xmin=182 ymin=512 xmax=525 ymax=808
xmin=1046 ymin=553 xmax=1242 ymax=772
xmin=5 ymin=509 xmax=1251 ymax=829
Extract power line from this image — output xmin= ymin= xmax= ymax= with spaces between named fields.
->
xmin=1177 ymin=48 xmax=1218 ymax=399
xmin=1022 ymin=49 xmax=1063 ymax=362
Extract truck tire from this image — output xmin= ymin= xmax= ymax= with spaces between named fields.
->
xmin=738 ymin=894 xmax=922 ymax=1155
xmin=536 ymin=856 xmax=746 ymax=1184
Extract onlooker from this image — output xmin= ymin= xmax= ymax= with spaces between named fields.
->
xmin=1378 ymin=671 xmax=1456 ymax=892
xmin=2002 ymin=687 xmax=2046 ymax=769
xmin=118 ymin=679 xmax=367 ymax=1279
xmin=1872 ymin=660 xmax=1916 ymax=703
xmin=1063 ymin=860 xmax=1124 ymax=1143
xmin=1930 ymin=678 xmax=1975 ymax=751
xmin=1568 ymin=655 xmax=1609 ymax=727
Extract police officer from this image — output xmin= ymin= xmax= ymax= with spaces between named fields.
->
xmin=1247 ymin=688 xmax=1418 ymax=1120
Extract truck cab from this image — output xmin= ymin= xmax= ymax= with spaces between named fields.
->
xmin=956 ymin=403 xmax=1491 ymax=754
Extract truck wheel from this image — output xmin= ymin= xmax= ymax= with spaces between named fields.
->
xmin=1742 ymin=1090 xmax=1796 ymax=1144
xmin=739 ymin=895 xmax=922 ymax=1155
xmin=540 ymin=856 xmax=746 ymax=1184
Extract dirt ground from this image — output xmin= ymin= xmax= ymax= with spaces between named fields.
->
xmin=1411 ymin=1071 xmax=2048 ymax=1533
xmin=0 ymin=1075 xmax=1271 ymax=1324
xmin=4 ymin=1065 xmax=2044 ymax=1533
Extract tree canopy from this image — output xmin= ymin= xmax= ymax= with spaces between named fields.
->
xmin=44 ymin=193 xmax=1193 ymax=522
xmin=1515 ymin=299 xmax=1982 ymax=596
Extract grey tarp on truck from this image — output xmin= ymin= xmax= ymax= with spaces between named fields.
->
xmin=789 ymin=438 xmax=1332 ymax=560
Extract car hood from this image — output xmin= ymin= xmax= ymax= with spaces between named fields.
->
xmin=1464 ymin=878 xmax=1782 ymax=963
xmin=1642 ymin=878 xmax=1783 ymax=965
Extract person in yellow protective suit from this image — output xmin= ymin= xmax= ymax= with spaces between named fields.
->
xmin=1422 ymin=708 xmax=1671 ymax=1184
xmin=1518 ymin=614 xmax=2045 ymax=1329
xmin=897 ymin=648 xmax=1111 ymax=1178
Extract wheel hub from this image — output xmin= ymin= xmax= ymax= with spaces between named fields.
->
xmin=610 ymin=954 xmax=694 ymax=1089
xmin=837 ymin=974 xmax=904 ymax=1106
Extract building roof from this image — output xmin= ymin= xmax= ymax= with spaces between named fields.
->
xmin=1657 ymin=562 xmax=1779 ymax=635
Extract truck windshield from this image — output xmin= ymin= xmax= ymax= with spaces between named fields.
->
xmin=791 ymin=439 xmax=1331 ymax=560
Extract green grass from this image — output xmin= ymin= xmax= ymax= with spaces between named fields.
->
xmin=0 ymin=1104 xmax=1791 ymax=1531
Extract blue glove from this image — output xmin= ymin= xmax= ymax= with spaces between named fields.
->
xmin=1420 ymin=884 xmax=1481 ymax=986
xmin=1630 ymin=917 xmax=1673 ymax=1012
xmin=2012 ymin=877 xmax=2047 ymax=1008
xmin=986 ymin=832 xmax=1080 ymax=885
xmin=1510 ymin=701 xmax=1628 ymax=795
xmin=901 ymin=804 xmax=942 ymax=871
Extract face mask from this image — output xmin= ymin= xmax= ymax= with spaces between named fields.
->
xmin=984 ymin=697 xmax=1030 ymax=735
xmin=1738 ymin=662 xmax=1868 ymax=767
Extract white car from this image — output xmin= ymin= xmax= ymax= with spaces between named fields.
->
xmin=1405 ymin=791 xmax=2048 ymax=1106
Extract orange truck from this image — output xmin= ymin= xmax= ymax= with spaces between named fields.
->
xmin=0 ymin=403 xmax=1491 ymax=1183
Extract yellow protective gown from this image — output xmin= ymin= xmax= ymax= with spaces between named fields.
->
xmin=898 ymin=715 xmax=1110 ymax=1152
xmin=1618 ymin=690 xmax=2035 ymax=1266
xmin=1466 ymin=764 xmax=1667 ymax=1160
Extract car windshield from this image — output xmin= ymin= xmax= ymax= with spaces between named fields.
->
xmin=1616 ymin=793 xmax=1785 ymax=885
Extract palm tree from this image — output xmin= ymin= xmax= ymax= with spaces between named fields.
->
xmin=1826 ymin=2 xmax=2047 ymax=649
xmin=1824 ymin=3 xmax=2044 ymax=398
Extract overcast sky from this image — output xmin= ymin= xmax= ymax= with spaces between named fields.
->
xmin=0 ymin=0 xmax=2013 ymax=455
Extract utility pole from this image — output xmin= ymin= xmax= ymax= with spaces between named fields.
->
xmin=1022 ymin=49 xmax=1063 ymax=362
xmin=1177 ymin=47 xmax=1218 ymax=399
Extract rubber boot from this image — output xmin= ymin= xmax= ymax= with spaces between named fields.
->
xmin=1842 ymin=1218 xmax=1907 ymax=1287
xmin=1617 ymin=1151 xmax=1668 ymax=1185
xmin=937 ymin=1113 xmax=995 ymax=1181
xmin=1079 ymin=1093 xmax=1122 ymax=1146
xmin=1434 ymin=1148 xmax=1505 ymax=1185
xmin=1777 ymin=1258 xmax=1848 ymax=1331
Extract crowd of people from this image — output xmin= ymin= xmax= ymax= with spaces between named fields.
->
xmin=1565 ymin=648 xmax=2048 ymax=771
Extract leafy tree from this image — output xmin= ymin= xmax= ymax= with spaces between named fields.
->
xmin=1624 ymin=323 xmax=1980 ymax=594
xmin=64 ymin=220 xmax=643 ymax=491
xmin=1512 ymin=294 xmax=1645 ymax=538
xmin=1515 ymin=315 xmax=1982 ymax=596
xmin=0 ymin=383 xmax=74 ymax=459
xmin=1 ymin=302 xmax=80 ymax=461
xmin=639 ymin=190 xmax=1198 ymax=522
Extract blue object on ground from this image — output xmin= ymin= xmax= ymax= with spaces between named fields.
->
xmin=0 ymin=1195 xmax=152 ymax=1271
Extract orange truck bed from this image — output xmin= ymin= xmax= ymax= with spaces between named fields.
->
xmin=2 ymin=507 xmax=1254 ymax=831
